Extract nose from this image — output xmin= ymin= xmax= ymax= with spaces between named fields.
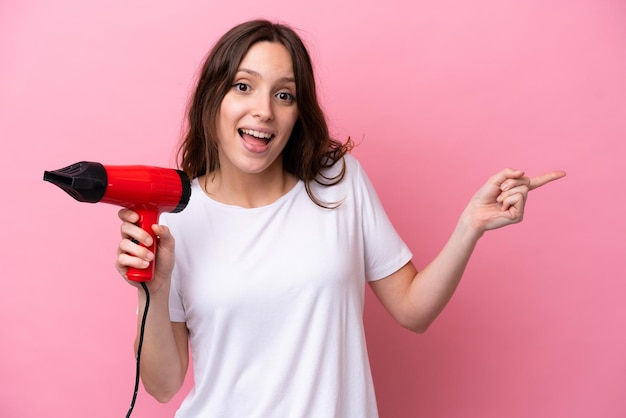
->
xmin=252 ymin=94 xmax=273 ymax=121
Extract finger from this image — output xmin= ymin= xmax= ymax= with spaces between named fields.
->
xmin=119 ymin=238 xmax=154 ymax=261
xmin=497 ymin=184 xmax=529 ymax=204
xmin=490 ymin=168 xmax=525 ymax=187
xmin=117 ymin=252 xmax=151 ymax=270
xmin=529 ymin=170 xmax=567 ymax=191
xmin=500 ymin=176 xmax=531 ymax=192
xmin=120 ymin=222 xmax=153 ymax=246
xmin=118 ymin=208 xmax=139 ymax=223
xmin=152 ymin=224 xmax=177 ymax=255
xmin=500 ymin=192 xmax=525 ymax=221
xmin=152 ymin=224 xmax=170 ymax=239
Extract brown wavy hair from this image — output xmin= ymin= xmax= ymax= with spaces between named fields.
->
xmin=177 ymin=19 xmax=352 ymax=207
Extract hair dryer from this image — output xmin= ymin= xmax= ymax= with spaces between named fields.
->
xmin=43 ymin=161 xmax=191 ymax=282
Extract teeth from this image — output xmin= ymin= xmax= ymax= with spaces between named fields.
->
xmin=240 ymin=129 xmax=272 ymax=139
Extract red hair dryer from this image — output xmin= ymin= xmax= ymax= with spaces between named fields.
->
xmin=43 ymin=161 xmax=191 ymax=282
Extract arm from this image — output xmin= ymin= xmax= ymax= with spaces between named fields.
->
xmin=370 ymin=168 xmax=566 ymax=333
xmin=117 ymin=210 xmax=189 ymax=402
xmin=134 ymin=283 xmax=189 ymax=403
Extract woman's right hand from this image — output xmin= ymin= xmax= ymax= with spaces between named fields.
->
xmin=116 ymin=208 xmax=175 ymax=294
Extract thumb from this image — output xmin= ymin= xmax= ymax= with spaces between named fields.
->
xmin=152 ymin=224 xmax=174 ymax=248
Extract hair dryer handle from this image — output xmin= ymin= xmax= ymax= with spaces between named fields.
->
xmin=127 ymin=209 xmax=160 ymax=282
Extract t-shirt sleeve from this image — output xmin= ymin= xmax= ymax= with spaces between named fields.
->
xmin=168 ymin=270 xmax=186 ymax=322
xmin=354 ymin=159 xmax=413 ymax=282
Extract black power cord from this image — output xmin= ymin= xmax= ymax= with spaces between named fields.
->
xmin=126 ymin=281 xmax=150 ymax=417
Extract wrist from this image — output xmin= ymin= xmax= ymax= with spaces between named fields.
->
xmin=137 ymin=279 xmax=170 ymax=302
xmin=457 ymin=209 xmax=486 ymax=243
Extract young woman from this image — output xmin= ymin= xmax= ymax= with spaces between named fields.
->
xmin=116 ymin=19 xmax=565 ymax=417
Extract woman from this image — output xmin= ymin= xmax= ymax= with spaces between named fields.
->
xmin=116 ymin=19 xmax=565 ymax=417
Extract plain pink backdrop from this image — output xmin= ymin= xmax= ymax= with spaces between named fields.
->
xmin=1 ymin=0 xmax=624 ymax=417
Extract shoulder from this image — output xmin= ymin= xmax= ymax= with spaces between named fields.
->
xmin=318 ymin=153 xmax=363 ymax=183
xmin=307 ymin=153 xmax=367 ymax=205
xmin=341 ymin=153 xmax=362 ymax=174
xmin=159 ymin=178 xmax=207 ymax=225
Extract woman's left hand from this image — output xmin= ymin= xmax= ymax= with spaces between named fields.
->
xmin=465 ymin=168 xmax=566 ymax=234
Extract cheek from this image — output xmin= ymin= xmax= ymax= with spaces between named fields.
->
xmin=214 ymin=110 xmax=225 ymax=140
xmin=215 ymin=112 xmax=234 ymax=143
xmin=218 ymin=95 xmax=245 ymax=126
xmin=281 ymin=109 xmax=299 ymax=134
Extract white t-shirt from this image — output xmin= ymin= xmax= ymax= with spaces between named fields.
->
xmin=161 ymin=154 xmax=412 ymax=418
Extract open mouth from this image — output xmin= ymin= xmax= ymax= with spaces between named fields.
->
xmin=239 ymin=128 xmax=274 ymax=145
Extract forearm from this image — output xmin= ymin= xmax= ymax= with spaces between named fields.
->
xmin=403 ymin=211 xmax=483 ymax=332
xmin=135 ymin=285 xmax=187 ymax=402
xmin=374 ymin=167 xmax=565 ymax=333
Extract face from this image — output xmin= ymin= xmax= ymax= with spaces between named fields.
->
xmin=215 ymin=41 xmax=299 ymax=177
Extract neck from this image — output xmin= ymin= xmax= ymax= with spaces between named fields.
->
xmin=201 ymin=163 xmax=297 ymax=208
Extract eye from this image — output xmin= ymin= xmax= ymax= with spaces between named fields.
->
xmin=232 ymin=82 xmax=251 ymax=93
xmin=276 ymin=91 xmax=295 ymax=104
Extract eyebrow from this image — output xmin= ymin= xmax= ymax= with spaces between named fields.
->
xmin=238 ymin=68 xmax=296 ymax=84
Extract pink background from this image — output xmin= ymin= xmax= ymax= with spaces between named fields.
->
xmin=1 ymin=0 xmax=625 ymax=417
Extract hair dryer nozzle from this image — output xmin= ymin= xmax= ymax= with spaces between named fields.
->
xmin=43 ymin=161 xmax=107 ymax=203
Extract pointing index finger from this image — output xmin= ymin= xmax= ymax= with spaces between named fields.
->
xmin=529 ymin=170 xmax=567 ymax=191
